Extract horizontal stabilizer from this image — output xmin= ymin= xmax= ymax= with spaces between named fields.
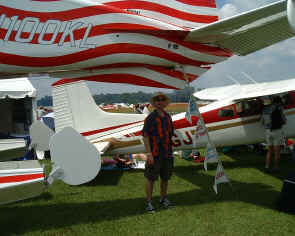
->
xmin=49 ymin=127 xmax=100 ymax=186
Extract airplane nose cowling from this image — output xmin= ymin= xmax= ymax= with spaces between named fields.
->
xmin=287 ymin=0 xmax=295 ymax=32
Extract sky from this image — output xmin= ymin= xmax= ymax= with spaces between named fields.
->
xmin=30 ymin=0 xmax=295 ymax=98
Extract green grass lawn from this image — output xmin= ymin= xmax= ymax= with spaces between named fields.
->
xmin=1 ymin=148 xmax=295 ymax=236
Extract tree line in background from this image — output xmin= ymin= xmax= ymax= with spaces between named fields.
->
xmin=37 ymin=87 xmax=199 ymax=107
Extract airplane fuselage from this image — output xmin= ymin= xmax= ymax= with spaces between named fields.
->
xmin=103 ymin=91 xmax=295 ymax=155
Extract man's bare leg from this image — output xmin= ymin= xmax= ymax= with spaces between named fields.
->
xmin=266 ymin=146 xmax=274 ymax=168
xmin=146 ymin=179 xmax=154 ymax=202
xmin=160 ymin=179 xmax=168 ymax=200
xmin=274 ymin=145 xmax=281 ymax=170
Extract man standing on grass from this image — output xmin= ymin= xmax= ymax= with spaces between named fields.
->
xmin=142 ymin=92 xmax=175 ymax=213
xmin=261 ymin=95 xmax=286 ymax=173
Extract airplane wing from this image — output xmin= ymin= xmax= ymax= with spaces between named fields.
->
xmin=48 ymin=0 xmax=295 ymax=89
xmin=194 ymin=78 xmax=295 ymax=102
xmin=186 ymin=0 xmax=294 ymax=56
xmin=232 ymin=78 xmax=295 ymax=101
xmin=193 ymin=84 xmax=242 ymax=101
xmin=1 ymin=0 xmax=294 ymax=90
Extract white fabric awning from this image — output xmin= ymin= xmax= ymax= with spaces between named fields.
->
xmin=0 ymin=78 xmax=36 ymax=99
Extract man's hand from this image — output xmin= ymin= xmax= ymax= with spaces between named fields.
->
xmin=146 ymin=153 xmax=154 ymax=166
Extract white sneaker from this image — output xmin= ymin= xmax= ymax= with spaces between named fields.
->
xmin=146 ymin=202 xmax=155 ymax=213
xmin=160 ymin=198 xmax=174 ymax=208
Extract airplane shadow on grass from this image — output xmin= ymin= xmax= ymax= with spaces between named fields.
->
xmin=173 ymin=165 xmax=281 ymax=209
xmin=218 ymin=146 xmax=295 ymax=180
xmin=84 ymin=168 xmax=144 ymax=187
xmin=0 ymin=164 xmax=284 ymax=235
xmin=86 ymin=169 xmax=125 ymax=186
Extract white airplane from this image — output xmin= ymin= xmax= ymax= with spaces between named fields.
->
xmin=45 ymin=77 xmax=295 ymax=158
xmin=2 ymin=0 xmax=295 ymax=204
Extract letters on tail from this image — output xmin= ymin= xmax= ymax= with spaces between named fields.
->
xmin=185 ymin=97 xmax=200 ymax=124
xmin=213 ymin=162 xmax=230 ymax=194
xmin=204 ymin=141 xmax=219 ymax=171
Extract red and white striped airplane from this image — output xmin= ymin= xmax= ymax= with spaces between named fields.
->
xmin=0 ymin=0 xmax=295 ymax=89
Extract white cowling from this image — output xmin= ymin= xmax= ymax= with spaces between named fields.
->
xmin=287 ymin=0 xmax=295 ymax=32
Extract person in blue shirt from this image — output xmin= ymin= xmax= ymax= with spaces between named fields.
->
xmin=142 ymin=92 xmax=174 ymax=213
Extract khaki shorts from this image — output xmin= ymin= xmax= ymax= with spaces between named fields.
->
xmin=144 ymin=157 xmax=174 ymax=181
xmin=265 ymin=129 xmax=284 ymax=146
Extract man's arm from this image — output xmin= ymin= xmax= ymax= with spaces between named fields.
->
xmin=280 ymin=106 xmax=287 ymax=124
xmin=143 ymin=134 xmax=154 ymax=165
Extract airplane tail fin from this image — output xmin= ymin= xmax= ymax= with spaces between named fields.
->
xmin=52 ymin=80 xmax=147 ymax=141
xmin=104 ymin=0 xmax=219 ymax=29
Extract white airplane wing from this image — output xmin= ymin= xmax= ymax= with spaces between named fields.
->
xmin=194 ymin=78 xmax=295 ymax=102
xmin=186 ymin=0 xmax=294 ymax=56
xmin=193 ymin=84 xmax=242 ymax=101
xmin=232 ymin=78 xmax=295 ymax=101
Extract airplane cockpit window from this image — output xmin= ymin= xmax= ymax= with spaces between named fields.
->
xmin=219 ymin=106 xmax=234 ymax=117
xmin=236 ymin=102 xmax=243 ymax=113
xmin=236 ymin=99 xmax=261 ymax=117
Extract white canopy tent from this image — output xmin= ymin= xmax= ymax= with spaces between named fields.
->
xmin=0 ymin=77 xmax=36 ymax=99
xmin=0 ymin=78 xmax=37 ymax=161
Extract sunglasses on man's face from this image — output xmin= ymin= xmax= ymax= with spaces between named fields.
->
xmin=154 ymin=97 xmax=166 ymax=102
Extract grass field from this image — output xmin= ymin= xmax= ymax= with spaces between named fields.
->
xmin=1 ymin=148 xmax=295 ymax=236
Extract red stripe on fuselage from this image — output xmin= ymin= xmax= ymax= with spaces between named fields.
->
xmin=0 ymin=25 xmax=232 ymax=58
xmin=105 ymin=1 xmax=218 ymax=23
xmin=81 ymin=120 xmax=144 ymax=136
xmin=0 ymin=173 xmax=44 ymax=183
xmin=0 ymin=5 xmax=128 ymax=21
xmin=63 ymin=74 xmax=181 ymax=89
xmin=176 ymin=0 xmax=217 ymax=8
xmin=0 ymin=23 xmax=161 ymax=45
xmin=0 ymin=43 xmax=213 ymax=67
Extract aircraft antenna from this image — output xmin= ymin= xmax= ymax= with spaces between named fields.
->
xmin=241 ymin=72 xmax=258 ymax=84
xmin=227 ymin=75 xmax=241 ymax=85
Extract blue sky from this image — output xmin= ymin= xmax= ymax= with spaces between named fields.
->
xmin=196 ymin=0 xmax=295 ymax=90
xmin=30 ymin=0 xmax=295 ymax=98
